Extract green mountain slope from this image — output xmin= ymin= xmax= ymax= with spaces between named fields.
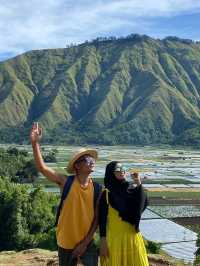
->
xmin=0 ymin=35 xmax=200 ymax=145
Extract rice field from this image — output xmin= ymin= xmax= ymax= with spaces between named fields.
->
xmin=1 ymin=143 xmax=200 ymax=190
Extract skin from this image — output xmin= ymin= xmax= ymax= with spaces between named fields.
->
xmin=99 ymin=167 xmax=142 ymax=258
xmin=74 ymin=156 xmax=95 ymax=186
xmin=30 ymin=123 xmax=99 ymax=258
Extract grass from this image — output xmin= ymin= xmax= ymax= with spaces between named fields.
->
xmin=184 ymin=224 xmax=200 ymax=234
xmin=147 ymin=191 xmax=200 ymax=198
xmin=143 ymin=178 xmax=200 ymax=185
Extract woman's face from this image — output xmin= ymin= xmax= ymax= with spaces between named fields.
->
xmin=113 ymin=163 xmax=126 ymax=180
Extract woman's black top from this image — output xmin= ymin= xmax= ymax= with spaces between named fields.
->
xmin=99 ymin=183 xmax=148 ymax=237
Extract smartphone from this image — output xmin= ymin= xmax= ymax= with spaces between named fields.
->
xmin=33 ymin=122 xmax=39 ymax=130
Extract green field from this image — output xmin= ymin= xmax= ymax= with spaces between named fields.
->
xmin=147 ymin=191 xmax=200 ymax=199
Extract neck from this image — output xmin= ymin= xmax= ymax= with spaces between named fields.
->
xmin=76 ymin=173 xmax=90 ymax=185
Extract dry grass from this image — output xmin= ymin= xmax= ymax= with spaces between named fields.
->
xmin=0 ymin=249 xmax=190 ymax=266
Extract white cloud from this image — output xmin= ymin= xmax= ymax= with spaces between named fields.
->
xmin=0 ymin=0 xmax=200 ymax=60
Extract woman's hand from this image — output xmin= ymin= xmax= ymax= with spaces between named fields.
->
xmin=100 ymin=237 xmax=109 ymax=258
xmin=30 ymin=122 xmax=42 ymax=145
xmin=132 ymin=172 xmax=141 ymax=186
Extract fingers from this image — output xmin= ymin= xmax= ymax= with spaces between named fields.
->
xmin=101 ymin=249 xmax=109 ymax=258
xmin=31 ymin=123 xmax=42 ymax=135
xmin=100 ymin=243 xmax=109 ymax=258
xmin=130 ymin=172 xmax=141 ymax=185
xmin=39 ymin=127 xmax=42 ymax=137
xmin=106 ymin=248 xmax=109 ymax=257
xmin=30 ymin=123 xmax=43 ymax=143
xmin=133 ymin=172 xmax=139 ymax=178
xmin=33 ymin=122 xmax=38 ymax=130
xmin=32 ymin=122 xmax=36 ymax=130
xmin=72 ymin=244 xmax=87 ymax=258
xmin=134 ymin=177 xmax=141 ymax=186
xmin=32 ymin=122 xmax=39 ymax=132
xmin=131 ymin=172 xmax=139 ymax=179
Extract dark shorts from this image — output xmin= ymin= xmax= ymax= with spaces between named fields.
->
xmin=58 ymin=241 xmax=98 ymax=266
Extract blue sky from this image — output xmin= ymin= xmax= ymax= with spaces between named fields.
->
xmin=0 ymin=0 xmax=200 ymax=61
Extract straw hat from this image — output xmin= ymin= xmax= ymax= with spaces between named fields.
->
xmin=67 ymin=148 xmax=98 ymax=174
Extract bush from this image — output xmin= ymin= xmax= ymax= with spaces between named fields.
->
xmin=146 ymin=240 xmax=161 ymax=254
xmin=44 ymin=150 xmax=58 ymax=163
xmin=0 ymin=177 xmax=58 ymax=251
xmin=0 ymin=148 xmax=39 ymax=183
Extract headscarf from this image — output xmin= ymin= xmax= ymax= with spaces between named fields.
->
xmin=104 ymin=161 xmax=128 ymax=190
xmin=104 ymin=161 xmax=148 ymax=231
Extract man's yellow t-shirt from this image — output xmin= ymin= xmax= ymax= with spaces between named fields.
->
xmin=56 ymin=177 xmax=94 ymax=249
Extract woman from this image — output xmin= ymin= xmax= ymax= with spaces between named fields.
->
xmin=99 ymin=161 xmax=149 ymax=266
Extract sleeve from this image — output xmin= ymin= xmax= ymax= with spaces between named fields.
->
xmin=125 ymin=184 xmax=148 ymax=232
xmin=140 ymin=185 xmax=148 ymax=212
xmin=133 ymin=184 xmax=148 ymax=212
xmin=99 ymin=190 xmax=109 ymax=237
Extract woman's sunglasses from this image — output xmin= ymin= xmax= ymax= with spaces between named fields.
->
xmin=114 ymin=165 xmax=126 ymax=173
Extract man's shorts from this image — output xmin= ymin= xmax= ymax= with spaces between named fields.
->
xmin=58 ymin=241 xmax=98 ymax=266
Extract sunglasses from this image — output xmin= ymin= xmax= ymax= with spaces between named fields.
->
xmin=114 ymin=164 xmax=126 ymax=173
xmin=76 ymin=156 xmax=95 ymax=165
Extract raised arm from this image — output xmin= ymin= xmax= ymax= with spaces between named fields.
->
xmin=30 ymin=123 xmax=66 ymax=188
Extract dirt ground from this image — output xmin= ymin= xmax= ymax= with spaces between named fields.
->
xmin=0 ymin=249 xmax=184 ymax=266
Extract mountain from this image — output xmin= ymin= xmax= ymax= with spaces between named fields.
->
xmin=0 ymin=34 xmax=200 ymax=145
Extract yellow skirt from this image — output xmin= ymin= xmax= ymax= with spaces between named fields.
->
xmin=100 ymin=206 xmax=149 ymax=266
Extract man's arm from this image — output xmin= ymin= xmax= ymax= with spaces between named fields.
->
xmin=30 ymin=123 xmax=66 ymax=188
xmin=72 ymin=194 xmax=101 ymax=257
xmin=83 ymin=202 xmax=99 ymax=245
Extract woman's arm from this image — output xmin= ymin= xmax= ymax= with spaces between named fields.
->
xmin=99 ymin=190 xmax=109 ymax=257
xmin=99 ymin=190 xmax=108 ymax=237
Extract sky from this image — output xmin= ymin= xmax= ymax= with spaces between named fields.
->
xmin=0 ymin=0 xmax=200 ymax=61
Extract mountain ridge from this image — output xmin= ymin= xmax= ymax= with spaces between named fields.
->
xmin=0 ymin=34 xmax=200 ymax=145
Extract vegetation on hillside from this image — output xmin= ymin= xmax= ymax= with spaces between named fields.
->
xmin=0 ymin=34 xmax=200 ymax=145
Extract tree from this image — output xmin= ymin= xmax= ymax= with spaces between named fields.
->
xmin=0 ymin=148 xmax=38 ymax=183
xmin=43 ymin=150 xmax=57 ymax=163
xmin=15 ymin=160 xmax=39 ymax=183
xmin=0 ymin=177 xmax=58 ymax=251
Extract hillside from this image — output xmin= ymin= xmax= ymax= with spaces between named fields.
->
xmin=0 ymin=34 xmax=200 ymax=145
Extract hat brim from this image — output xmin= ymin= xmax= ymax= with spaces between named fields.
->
xmin=67 ymin=149 xmax=98 ymax=174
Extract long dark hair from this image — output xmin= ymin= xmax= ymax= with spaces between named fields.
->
xmin=104 ymin=161 xmax=127 ymax=190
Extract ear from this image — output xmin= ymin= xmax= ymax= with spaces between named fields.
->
xmin=74 ymin=162 xmax=81 ymax=171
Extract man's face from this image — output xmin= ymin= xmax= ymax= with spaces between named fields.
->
xmin=74 ymin=155 xmax=96 ymax=174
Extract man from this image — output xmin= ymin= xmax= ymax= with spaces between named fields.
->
xmin=30 ymin=123 xmax=101 ymax=266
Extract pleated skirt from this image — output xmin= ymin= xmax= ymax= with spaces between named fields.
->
xmin=100 ymin=206 xmax=149 ymax=266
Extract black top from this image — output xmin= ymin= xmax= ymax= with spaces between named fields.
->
xmin=99 ymin=184 xmax=148 ymax=237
